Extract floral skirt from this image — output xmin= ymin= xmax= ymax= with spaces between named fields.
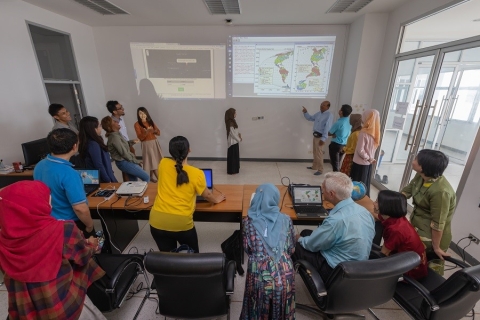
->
xmin=340 ymin=153 xmax=354 ymax=177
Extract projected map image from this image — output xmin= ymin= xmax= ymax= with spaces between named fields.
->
xmin=254 ymin=46 xmax=294 ymax=93
xmin=293 ymin=46 xmax=332 ymax=94
xmin=229 ymin=36 xmax=336 ymax=98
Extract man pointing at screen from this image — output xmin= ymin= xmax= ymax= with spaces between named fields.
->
xmin=302 ymin=101 xmax=333 ymax=175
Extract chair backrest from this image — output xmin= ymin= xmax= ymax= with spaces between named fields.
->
xmin=144 ymin=252 xmax=230 ymax=319
xmin=424 ymin=265 xmax=480 ymax=320
xmin=324 ymin=251 xmax=420 ymax=313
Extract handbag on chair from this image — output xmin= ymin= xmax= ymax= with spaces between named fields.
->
xmin=221 ymin=230 xmax=244 ymax=276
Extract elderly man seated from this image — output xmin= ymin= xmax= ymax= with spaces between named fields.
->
xmin=292 ymin=172 xmax=375 ymax=281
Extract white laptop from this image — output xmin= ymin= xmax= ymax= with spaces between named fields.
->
xmin=116 ymin=181 xmax=148 ymax=197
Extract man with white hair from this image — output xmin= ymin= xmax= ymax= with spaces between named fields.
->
xmin=292 ymin=172 xmax=375 ymax=281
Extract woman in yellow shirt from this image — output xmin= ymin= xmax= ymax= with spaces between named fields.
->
xmin=149 ymin=136 xmax=226 ymax=252
xmin=340 ymin=113 xmax=362 ymax=176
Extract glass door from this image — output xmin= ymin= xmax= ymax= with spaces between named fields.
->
xmin=374 ymin=54 xmax=436 ymax=192
xmin=376 ymin=42 xmax=480 ymax=194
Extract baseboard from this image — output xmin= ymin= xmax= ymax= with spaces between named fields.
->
xmin=449 ymin=242 xmax=480 ymax=266
xmin=189 ymin=157 xmax=331 ymax=163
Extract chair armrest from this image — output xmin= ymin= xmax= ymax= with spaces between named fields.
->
xmin=444 ymin=256 xmax=470 ymax=269
xmin=225 ymin=260 xmax=236 ymax=295
xmin=402 ymin=275 xmax=439 ymax=311
xmin=295 ymin=259 xmax=327 ymax=297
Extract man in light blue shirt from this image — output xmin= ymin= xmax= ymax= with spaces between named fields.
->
xmin=292 ymin=172 xmax=375 ymax=281
xmin=303 ymin=101 xmax=333 ymax=175
xmin=328 ymin=104 xmax=353 ymax=171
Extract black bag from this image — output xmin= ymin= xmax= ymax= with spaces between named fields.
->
xmin=221 ymin=230 xmax=244 ymax=276
xmin=313 ymin=131 xmax=322 ymax=138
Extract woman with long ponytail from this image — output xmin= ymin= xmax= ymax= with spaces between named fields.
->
xmin=149 ymin=136 xmax=226 ymax=252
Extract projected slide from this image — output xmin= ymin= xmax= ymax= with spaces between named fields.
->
xmin=228 ymin=36 xmax=336 ymax=98
xmin=130 ymin=43 xmax=226 ymax=99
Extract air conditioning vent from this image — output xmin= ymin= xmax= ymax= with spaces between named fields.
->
xmin=203 ymin=0 xmax=241 ymax=14
xmin=72 ymin=0 xmax=129 ymax=15
xmin=326 ymin=0 xmax=373 ymax=13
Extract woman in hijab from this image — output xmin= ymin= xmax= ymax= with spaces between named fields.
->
xmin=340 ymin=113 xmax=362 ymax=177
xmin=350 ymin=109 xmax=381 ymax=197
xmin=225 ymin=108 xmax=242 ymax=175
xmin=240 ymin=184 xmax=296 ymax=320
xmin=0 ymin=181 xmax=105 ymax=320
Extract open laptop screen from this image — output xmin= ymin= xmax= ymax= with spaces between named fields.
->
xmin=293 ymin=186 xmax=322 ymax=204
xmin=76 ymin=169 xmax=100 ymax=185
xmin=202 ymin=169 xmax=213 ymax=189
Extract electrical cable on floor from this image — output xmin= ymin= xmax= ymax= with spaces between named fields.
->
xmin=96 ymin=198 xmax=122 ymax=253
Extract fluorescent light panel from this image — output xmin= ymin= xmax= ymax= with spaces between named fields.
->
xmin=72 ymin=0 xmax=129 ymax=15
xmin=326 ymin=0 xmax=373 ymax=13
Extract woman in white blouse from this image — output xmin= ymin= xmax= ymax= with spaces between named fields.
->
xmin=225 ymin=108 xmax=242 ymax=174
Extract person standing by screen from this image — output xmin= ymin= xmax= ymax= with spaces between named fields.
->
xmin=302 ymin=101 xmax=333 ymax=175
xmin=350 ymin=109 xmax=381 ymax=197
xmin=134 ymin=107 xmax=163 ymax=183
xmin=225 ymin=108 xmax=242 ymax=175
xmin=328 ymin=104 xmax=352 ymax=172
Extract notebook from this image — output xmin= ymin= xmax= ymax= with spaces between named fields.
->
xmin=76 ymin=169 xmax=100 ymax=196
xmin=116 ymin=181 xmax=148 ymax=197
xmin=196 ymin=168 xmax=213 ymax=202
xmin=291 ymin=185 xmax=328 ymax=218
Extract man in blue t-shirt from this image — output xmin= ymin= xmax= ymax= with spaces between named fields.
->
xmin=328 ymin=104 xmax=353 ymax=172
xmin=34 ymin=128 xmax=95 ymax=238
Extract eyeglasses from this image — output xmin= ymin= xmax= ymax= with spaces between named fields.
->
xmin=116 ymin=106 xmax=124 ymax=110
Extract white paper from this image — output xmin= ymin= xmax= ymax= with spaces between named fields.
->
xmin=392 ymin=116 xmax=405 ymax=129
xmin=250 ymin=193 xmax=255 ymax=205
xmin=396 ymin=102 xmax=408 ymax=115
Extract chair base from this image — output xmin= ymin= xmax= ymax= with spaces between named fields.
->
xmin=296 ymin=303 xmax=366 ymax=319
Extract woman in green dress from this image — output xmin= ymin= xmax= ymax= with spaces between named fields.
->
xmin=402 ymin=149 xmax=456 ymax=265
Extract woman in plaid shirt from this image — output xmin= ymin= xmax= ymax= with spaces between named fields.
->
xmin=0 ymin=181 xmax=105 ymax=320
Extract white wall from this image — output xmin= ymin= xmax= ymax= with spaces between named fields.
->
xmin=0 ymin=0 xmax=105 ymax=165
xmin=372 ymin=0 xmax=480 ymax=261
xmin=92 ymin=25 xmax=349 ymax=159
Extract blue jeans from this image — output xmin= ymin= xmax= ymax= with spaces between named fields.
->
xmin=115 ymin=160 xmax=150 ymax=182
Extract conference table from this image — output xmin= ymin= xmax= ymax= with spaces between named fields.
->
xmin=89 ymin=182 xmax=374 ymax=255
xmin=88 ymin=183 xmax=244 ymax=253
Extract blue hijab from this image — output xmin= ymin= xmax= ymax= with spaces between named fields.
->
xmin=247 ymin=183 xmax=289 ymax=262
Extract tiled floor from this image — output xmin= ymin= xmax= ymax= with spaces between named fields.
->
xmin=0 ymin=160 xmax=476 ymax=319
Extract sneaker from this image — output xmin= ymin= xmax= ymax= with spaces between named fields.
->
xmin=314 ymin=171 xmax=322 ymax=176
xmin=306 ymin=166 xmax=313 ymax=169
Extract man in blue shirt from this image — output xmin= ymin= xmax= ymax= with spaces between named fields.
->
xmin=34 ymin=128 xmax=95 ymax=238
xmin=303 ymin=101 xmax=333 ymax=175
xmin=292 ymin=172 xmax=375 ymax=281
xmin=328 ymin=104 xmax=353 ymax=172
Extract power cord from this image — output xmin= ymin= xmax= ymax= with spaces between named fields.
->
xmin=280 ymin=176 xmax=291 ymax=209
xmin=95 ymin=198 xmax=122 ymax=253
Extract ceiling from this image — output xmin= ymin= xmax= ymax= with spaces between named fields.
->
xmin=22 ymin=0 xmax=410 ymax=27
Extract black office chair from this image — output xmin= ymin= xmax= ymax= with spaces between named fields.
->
xmin=394 ymin=256 xmax=480 ymax=320
xmin=87 ymin=254 xmax=149 ymax=320
xmin=144 ymin=251 xmax=236 ymax=320
xmin=295 ymin=251 xmax=421 ymax=319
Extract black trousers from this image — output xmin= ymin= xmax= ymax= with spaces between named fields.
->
xmin=291 ymin=229 xmax=334 ymax=282
xmin=328 ymin=142 xmax=345 ymax=172
xmin=227 ymin=143 xmax=240 ymax=174
xmin=150 ymin=225 xmax=199 ymax=253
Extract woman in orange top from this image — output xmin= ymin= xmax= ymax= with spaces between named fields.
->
xmin=134 ymin=107 xmax=163 ymax=182
xmin=340 ymin=113 xmax=362 ymax=177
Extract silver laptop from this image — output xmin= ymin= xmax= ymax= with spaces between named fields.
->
xmin=116 ymin=181 xmax=148 ymax=197
xmin=292 ymin=185 xmax=328 ymax=218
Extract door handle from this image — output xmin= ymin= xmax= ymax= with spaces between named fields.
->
xmin=421 ymin=100 xmax=438 ymax=148
xmin=405 ymin=100 xmax=423 ymax=150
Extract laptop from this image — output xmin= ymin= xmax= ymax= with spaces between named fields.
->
xmin=291 ymin=185 xmax=328 ymax=218
xmin=76 ymin=169 xmax=100 ymax=196
xmin=116 ymin=181 xmax=148 ymax=197
xmin=196 ymin=169 xmax=213 ymax=202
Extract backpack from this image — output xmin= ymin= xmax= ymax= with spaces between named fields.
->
xmin=220 ymin=230 xmax=244 ymax=276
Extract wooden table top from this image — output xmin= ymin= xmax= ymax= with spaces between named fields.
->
xmin=88 ymin=183 xmax=244 ymax=213
xmin=242 ymin=185 xmax=374 ymax=220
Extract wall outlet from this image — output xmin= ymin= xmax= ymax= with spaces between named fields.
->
xmin=258 ymin=116 xmax=264 ymax=120
xmin=469 ymin=233 xmax=480 ymax=245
